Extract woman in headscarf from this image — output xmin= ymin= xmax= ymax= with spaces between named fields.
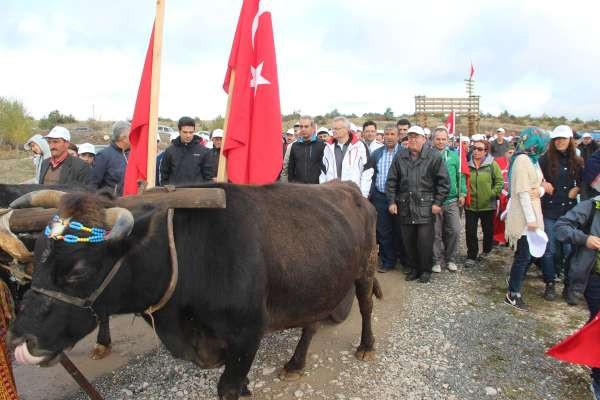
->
xmin=23 ymin=134 xmax=51 ymax=184
xmin=538 ymin=125 xmax=583 ymax=301
xmin=504 ymin=127 xmax=547 ymax=311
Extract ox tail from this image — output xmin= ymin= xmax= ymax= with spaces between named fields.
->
xmin=372 ymin=277 xmax=383 ymax=300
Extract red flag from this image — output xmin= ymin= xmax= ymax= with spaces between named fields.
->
xmin=547 ymin=315 xmax=600 ymax=368
xmin=469 ymin=62 xmax=475 ymax=79
xmin=123 ymin=25 xmax=154 ymax=196
xmin=445 ymin=111 xmax=455 ymax=135
xmin=222 ymin=0 xmax=282 ymax=184
xmin=460 ymin=140 xmax=471 ymax=206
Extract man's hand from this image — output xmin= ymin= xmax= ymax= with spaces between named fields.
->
xmin=541 ymin=181 xmax=554 ymax=196
xmin=458 ymin=197 xmax=465 ymax=208
xmin=388 ymin=204 xmax=398 ymax=215
xmin=526 ymin=222 xmax=538 ymax=231
xmin=568 ymin=186 xmax=580 ymax=199
xmin=529 ymin=187 xmax=541 ymax=198
xmin=432 ymin=205 xmax=442 ymax=215
xmin=586 ymin=235 xmax=600 ymax=250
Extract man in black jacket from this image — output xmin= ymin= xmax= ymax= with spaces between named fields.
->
xmin=386 ymin=125 xmax=449 ymax=283
xmin=39 ymin=126 xmax=90 ymax=186
xmin=90 ymin=120 xmax=130 ymax=196
xmin=160 ymin=117 xmax=214 ymax=185
xmin=287 ymin=115 xmax=325 ymax=184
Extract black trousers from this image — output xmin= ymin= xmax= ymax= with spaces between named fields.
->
xmin=465 ymin=209 xmax=495 ymax=260
xmin=400 ymin=222 xmax=434 ymax=274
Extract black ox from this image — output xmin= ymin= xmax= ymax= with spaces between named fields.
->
xmin=8 ymin=182 xmax=381 ymax=400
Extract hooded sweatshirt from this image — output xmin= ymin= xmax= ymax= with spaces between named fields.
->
xmin=24 ymin=134 xmax=51 ymax=184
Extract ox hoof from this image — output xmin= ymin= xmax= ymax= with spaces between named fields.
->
xmin=89 ymin=344 xmax=112 ymax=360
xmin=355 ymin=349 xmax=375 ymax=361
xmin=278 ymin=368 xmax=303 ymax=381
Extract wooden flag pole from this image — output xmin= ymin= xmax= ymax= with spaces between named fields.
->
xmin=146 ymin=0 xmax=165 ymax=189
xmin=216 ymin=70 xmax=235 ymax=183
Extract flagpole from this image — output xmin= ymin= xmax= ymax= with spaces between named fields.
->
xmin=146 ymin=0 xmax=165 ymax=190
xmin=216 ymin=70 xmax=235 ymax=183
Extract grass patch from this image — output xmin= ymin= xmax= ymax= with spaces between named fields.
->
xmin=0 ymin=157 xmax=35 ymax=184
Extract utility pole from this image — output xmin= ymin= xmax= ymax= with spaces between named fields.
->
xmin=464 ymin=78 xmax=479 ymax=135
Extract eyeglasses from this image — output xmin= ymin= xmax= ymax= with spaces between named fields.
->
xmin=472 ymin=147 xmax=486 ymax=151
xmin=298 ymin=125 xmax=311 ymax=129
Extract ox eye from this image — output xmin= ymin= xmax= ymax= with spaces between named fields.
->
xmin=64 ymin=260 xmax=92 ymax=285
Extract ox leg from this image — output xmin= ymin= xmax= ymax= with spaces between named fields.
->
xmin=89 ymin=314 xmax=112 ymax=360
xmin=279 ymin=323 xmax=318 ymax=381
xmin=355 ymin=279 xmax=376 ymax=361
xmin=217 ymin=333 xmax=261 ymax=400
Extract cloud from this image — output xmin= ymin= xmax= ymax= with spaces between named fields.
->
xmin=0 ymin=0 xmax=599 ymax=122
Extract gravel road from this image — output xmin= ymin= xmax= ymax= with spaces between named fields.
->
xmin=61 ymin=242 xmax=594 ymax=400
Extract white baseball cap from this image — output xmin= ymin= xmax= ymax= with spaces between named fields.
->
xmin=45 ymin=126 xmax=71 ymax=141
xmin=77 ymin=143 xmax=96 ymax=155
xmin=551 ymin=125 xmax=573 ymax=140
xmin=423 ymin=127 xmax=431 ymax=136
xmin=460 ymin=135 xmax=470 ymax=143
xmin=471 ymin=133 xmax=487 ymax=142
xmin=316 ymin=127 xmax=330 ymax=134
xmin=496 ymin=128 xmax=506 ymax=133
xmin=407 ymin=126 xmax=425 ymax=136
xmin=582 ymin=132 xmax=592 ymax=139
xmin=212 ymin=129 xmax=224 ymax=139
xmin=349 ymin=123 xmax=358 ymax=132
xmin=286 ymin=128 xmax=295 ymax=135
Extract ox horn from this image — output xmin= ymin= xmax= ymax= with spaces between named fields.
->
xmin=104 ymin=208 xmax=134 ymax=240
xmin=9 ymin=190 xmax=66 ymax=209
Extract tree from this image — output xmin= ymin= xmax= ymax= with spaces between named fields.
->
xmin=324 ymin=109 xmax=341 ymax=119
xmin=384 ymin=107 xmax=394 ymax=121
xmin=0 ymin=97 xmax=34 ymax=148
xmin=39 ymin=110 xmax=77 ymax=129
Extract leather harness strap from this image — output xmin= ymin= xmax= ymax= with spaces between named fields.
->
xmin=31 ymin=208 xmax=179 ymax=320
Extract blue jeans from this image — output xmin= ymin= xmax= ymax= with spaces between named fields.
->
xmin=541 ymin=217 xmax=572 ymax=284
xmin=586 ymin=274 xmax=600 ymax=385
xmin=508 ymin=236 xmax=531 ymax=294
xmin=371 ymin=190 xmax=399 ymax=269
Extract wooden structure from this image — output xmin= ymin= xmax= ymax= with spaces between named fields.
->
xmin=414 ymin=78 xmax=480 ymax=135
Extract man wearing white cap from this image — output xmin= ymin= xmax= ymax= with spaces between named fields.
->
xmin=77 ymin=143 xmax=96 ymax=166
xmin=490 ymin=128 xmax=510 ymax=158
xmin=316 ymin=127 xmax=330 ymax=142
xmin=578 ymin=132 xmax=598 ymax=164
xmin=280 ymin=128 xmax=297 ymax=182
xmin=210 ymin=129 xmax=224 ymax=177
xmin=39 ymin=126 xmax=90 ymax=185
xmin=386 ymin=126 xmax=449 ymax=283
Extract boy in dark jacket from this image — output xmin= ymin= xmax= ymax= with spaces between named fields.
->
xmin=287 ymin=116 xmax=325 ymax=184
xmin=160 ymin=117 xmax=214 ymax=185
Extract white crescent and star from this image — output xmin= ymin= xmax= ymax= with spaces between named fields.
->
xmin=249 ymin=0 xmax=272 ymax=95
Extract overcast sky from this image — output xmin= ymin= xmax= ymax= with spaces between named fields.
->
xmin=1 ymin=0 xmax=599 ymax=122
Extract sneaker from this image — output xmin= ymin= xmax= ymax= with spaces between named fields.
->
xmin=591 ymin=379 xmax=600 ymax=400
xmin=447 ymin=262 xmax=458 ymax=272
xmin=504 ymin=292 xmax=527 ymax=311
xmin=464 ymin=259 xmax=477 ymax=268
xmin=405 ymin=270 xmax=420 ymax=281
xmin=419 ymin=272 xmax=431 ymax=283
xmin=432 ymin=264 xmax=442 ymax=273
xmin=543 ymin=282 xmax=556 ymax=301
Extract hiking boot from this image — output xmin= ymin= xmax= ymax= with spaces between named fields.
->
xmin=447 ymin=262 xmax=458 ymax=272
xmin=544 ymin=282 xmax=557 ymax=301
xmin=504 ymin=292 xmax=527 ymax=311
xmin=405 ymin=270 xmax=420 ymax=281
xmin=419 ymin=272 xmax=431 ymax=283
xmin=464 ymin=258 xmax=477 ymax=268
xmin=401 ymin=264 xmax=412 ymax=274
xmin=432 ymin=264 xmax=442 ymax=273
xmin=563 ymin=286 xmax=579 ymax=306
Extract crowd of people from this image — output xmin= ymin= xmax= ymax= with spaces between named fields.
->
xmin=20 ymin=115 xmax=600 ymax=398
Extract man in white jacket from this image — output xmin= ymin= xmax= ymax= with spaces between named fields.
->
xmin=320 ymin=116 xmax=373 ymax=197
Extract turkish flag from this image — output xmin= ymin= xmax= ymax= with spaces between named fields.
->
xmin=470 ymin=62 xmax=475 ymax=79
xmin=123 ymin=24 xmax=154 ymax=196
xmin=223 ymin=0 xmax=282 ymax=184
xmin=547 ymin=314 xmax=600 ymax=368
xmin=445 ymin=111 xmax=455 ymax=135
xmin=460 ymin=140 xmax=471 ymax=206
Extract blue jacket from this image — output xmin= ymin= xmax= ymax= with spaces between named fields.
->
xmin=90 ymin=142 xmax=128 ymax=196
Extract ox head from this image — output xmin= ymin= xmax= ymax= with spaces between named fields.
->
xmin=9 ymin=190 xmax=153 ymax=366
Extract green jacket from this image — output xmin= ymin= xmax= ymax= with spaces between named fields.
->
xmin=440 ymin=148 xmax=467 ymax=205
xmin=466 ymin=154 xmax=504 ymax=212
